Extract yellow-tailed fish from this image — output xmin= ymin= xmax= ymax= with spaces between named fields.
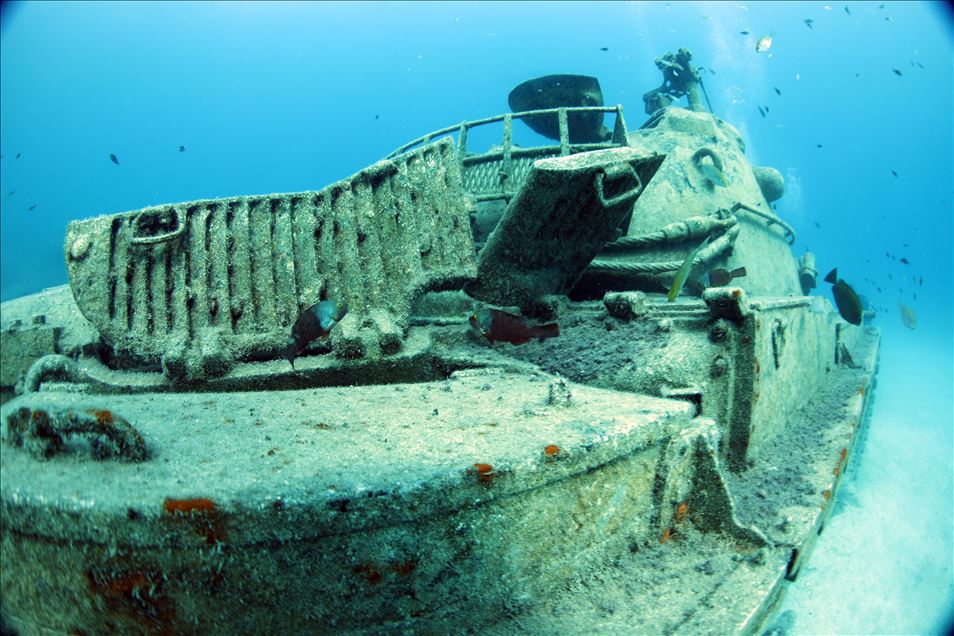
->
xmin=668 ymin=236 xmax=711 ymax=302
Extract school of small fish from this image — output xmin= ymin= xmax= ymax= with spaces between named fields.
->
xmin=0 ymin=3 xmax=928 ymax=340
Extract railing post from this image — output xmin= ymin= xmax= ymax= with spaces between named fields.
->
xmin=387 ymin=105 xmax=626 ymax=161
xmin=612 ymin=105 xmax=630 ymax=146
xmin=458 ymin=123 xmax=468 ymax=173
xmin=558 ymin=108 xmax=570 ymax=156
xmin=502 ymin=113 xmax=513 ymax=196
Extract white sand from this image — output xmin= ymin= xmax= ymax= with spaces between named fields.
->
xmin=777 ymin=329 xmax=953 ymax=635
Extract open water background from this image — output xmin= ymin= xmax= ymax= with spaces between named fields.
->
xmin=1 ymin=2 xmax=952 ymax=633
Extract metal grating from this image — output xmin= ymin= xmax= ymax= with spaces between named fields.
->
xmin=387 ymin=106 xmax=631 ymax=204
xmin=461 ymin=155 xmax=540 ymax=201
xmin=65 ymin=139 xmax=476 ymax=363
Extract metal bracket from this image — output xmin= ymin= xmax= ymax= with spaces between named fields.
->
xmin=131 ymin=207 xmax=186 ymax=245
xmin=595 ymin=162 xmax=643 ymax=209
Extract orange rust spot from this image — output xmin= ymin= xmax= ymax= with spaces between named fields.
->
xmin=105 ymin=570 xmax=149 ymax=595
xmin=162 ymin=497 xmax=224 ymax=544
xmin=754 ymin=359 xmax=761 ymax=374
xmin=474 ymin=463 xmax=495 ymax=484
xmin=834 ymin=466 xmax=840 ymax=477
xmin=163 ymin=498 xmax=217 ymax=515
xmin=660 ymin=528 xmax=673 ymax=544
xmin=732 ymin=289 xmax=743 ymax=299
xmin=840 ymin=447 xmax=848 ymax=462
xmin=352 ymin=563 xmax=382 ymax=585
xmin=822 ymin=489 xmax=831 ymax=502
xmin=675 ymin=501 xmax=688 ymax=523
xmin=858 ymin=386 xmax=865 ymax=396
xmin=90 ymin=409 xmax=114 ymax=426
xmin=392 ymin=560 xmax=417 ymax=576
xmin=86 ymin=564 xmax=177 ymax=630
xmin=544 ymin=444 xmax=560 ymax=457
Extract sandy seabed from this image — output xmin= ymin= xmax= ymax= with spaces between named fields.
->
xmin=775 ymin=328 xmax=954 ymax=635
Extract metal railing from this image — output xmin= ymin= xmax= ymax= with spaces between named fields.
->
xmin=386 ymin=105 xmax=630 ymax=202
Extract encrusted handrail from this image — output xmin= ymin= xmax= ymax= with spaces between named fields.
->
xmin=732 ymin=202 xmax=797 ymax=245
xmin=386 ymin=105 xmax=629 ymax=162
xmin=386 ymin=106 xmax=628 ymax=205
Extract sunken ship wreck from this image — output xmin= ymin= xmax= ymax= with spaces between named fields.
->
xmin=0 ymin=49 xmax=878 ymax=635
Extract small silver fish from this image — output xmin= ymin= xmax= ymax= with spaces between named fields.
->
xmin=756 ymin=34 xmax=773 ymax=53
xmin=699 ymin=162 xmax=728 ymax=187
xmin=898 ymin=302 xmax=917 ymax=330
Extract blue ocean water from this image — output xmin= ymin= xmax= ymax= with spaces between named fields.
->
xmin=0 ymin=1 xmax=951 ymax=633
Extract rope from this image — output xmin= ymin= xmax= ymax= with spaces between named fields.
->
xmin=588 ymin=259 xmax=683 ymax=275
xmin=587 ymin=224 xmax=740 ymax=280
xmin=601 ymin=214 xmax=737 ymax=253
